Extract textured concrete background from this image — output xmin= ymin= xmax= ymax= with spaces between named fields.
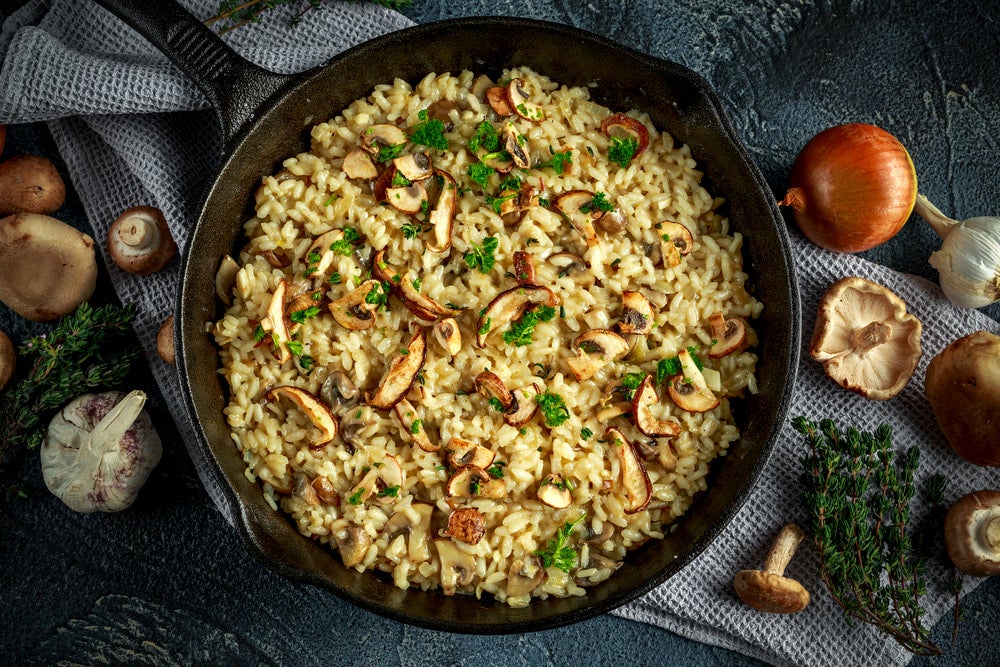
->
xmin=1 ymin=0 xmax=998 ymax=665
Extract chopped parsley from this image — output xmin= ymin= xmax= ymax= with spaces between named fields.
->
xmin=289 ymin=305 xmax=321 ymax=324
xmin=401 ymin=222 xmax=424 ymax=239
xmin=297 ymin=355 xmax=315 ymax=371
xmin=497 ymin=175 xmax=521 ymax=193
xmin=377 ymin=485 xmax=400 ymax=498
xmin=484 ymin=192 xmax=517 ymax=215
xmin=467 ymin=162 xmax=495 ymax=189
xmin=374 ymin=143 xmax=406 ymax=163
xmin=286 ymin=340 xmax=304 ymax=356
xmin=656 ymin=347 xmax=704 ymax=384
xmin=534 ymin=514 xmax=586 ymax=573
xmin=534 ymin=148 xmax=573 ymax=175
xmin=323 ymin=194 xmax=338 ymax=207
xmin=502 ymin=305 xmax=556 ymax=347
xmin=488 ymin=462 xmax=506 ymax=479
xmin=410 ymin=419 xmax=422 ymax=435
xmin=364 ymin=281 xmax=391 ymax=311
xmin=581 ymin=427 xmax=594 ymax=440
xmin=311 ymin=291 xmax=323 ymax=302
xmin=253 ymin=324 xmax=267 ymax=343
xmin=411 ymin=277 xmax=422 ymax=292
xmin=608 ymin=135 xmax=639 ymax=168
xmin=330 ymin=227 xmax=361 ymax=256
xmin=488 ymin=397 xmax=505 ymax=412
xmin=348 ymin=488 xmax=365 ymax=505
xmin=328 ymin=272 xmax=342 ymax=285
xmin=478 ymin=318 xmax=492 ymax=336
xmin=391 ymin=171 xmax=412 ymax=187
xmin=619 ymin=372 xmax=645 ymax=401
xmin=535 ymin=391 xmax=570 ymax=427
xmin=468 ymin=120 xmax=500 ymax=154
xmin=464 ymin=236 xmax=499 ymax=274
xmin=580 ymin=192 xmax=615 ymax=214
xmin=469 ymin=478 xmax=482 ymax=496
xmin=408 ymin=110 xmax=449 ymax=150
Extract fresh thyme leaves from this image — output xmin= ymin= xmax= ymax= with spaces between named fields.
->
xmin=534 ymin=514 xmax=586 ymax=573
xmin=608 ymin=135 xmax=639 ymax=168
xmin=580 ymin=192 xmax=614 ymax=214
xmin=330 ymin=227 xmax=361 ymax=255
xmin=535 ymin=391 xmax=570 ymax=427
xmin=206 ymin=0 xmax=414 ymax=35
xmin=795 ymin=416 xmax=942 ymax=656
xmin=534 ymin=148 xmax=573 ymax=175
xmin=0 ymin=302 xmax=141 ymax=466
xmin=655 ymin=347 xmax=703 ymax=383
xmin=502 ymin=305 xmax=556 ymax=347
xmin=464 ymin=236 xmax=499 ymax=274
xmin=408 ymin=111 xmax=449 ymax=150
xmin=467 ymin=162 xmax=495 ymax=189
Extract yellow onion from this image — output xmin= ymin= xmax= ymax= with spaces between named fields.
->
xmin=780 ymin=123 xmax=917 ymax=253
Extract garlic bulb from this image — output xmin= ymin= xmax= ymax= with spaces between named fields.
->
xmin=914 ymin=194 xmax=1000 ymax=308
xmin=41 ymin=390 xmax=161 ymax=513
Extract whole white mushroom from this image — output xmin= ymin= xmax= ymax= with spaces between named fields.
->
xmin=41 ymin=390 xmax=161 ymax=512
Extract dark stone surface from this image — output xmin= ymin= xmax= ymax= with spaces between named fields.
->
xmin=1 ymin=1 xmax=998 ymax=665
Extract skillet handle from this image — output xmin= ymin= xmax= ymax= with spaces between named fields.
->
xmin=90 ymin=0 xmax=292 ymax=148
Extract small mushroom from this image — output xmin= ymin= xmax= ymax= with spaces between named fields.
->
xmin=360 ymin=123 xmax=408 ymax=155
xmin=342 ymin=146 xmax=379 ymax=180
xmin=659 ymin=221 xmax=694 ymax=267
xmin=311 ymin=475 xmax=339 ymax=505
xmin=600 ymin=113 xmax=651 ymax=159
xmin=432 ymin=317 xmax=462 ymax=357
xmin=507 ymin=78 xmax=545 ymax=122
xmin=618 ymin=290 xmax=655 ymax=335
xmin=0 ymin=154 xmax=66 ymax=215
xmin=293 ymin=473 xmax=320 ymax=505
xmin=555 ymin=190 xmax=600 ymax=249
xmin=733 ymin=524 xmax=810 ymax=613
xmin=809 ymin=276 xmax=922 ymax=400
xmin=372 ymin=164 xmax=396 ymax=204
xmin=566 ymin=329 xmax=630 ymax=381
xmin=447 ymin=438 xmax=496 ymax=469
xmin=537 ymin=473 xmax=572 ymax=509
xmin=383 ymin=502 xmax=433 ymax=562
xmin=502 ymin=121 xmax=530 ymax=168
xmin=260 ymin=279 xmax=292 ymax=363
xmin=262 ymin=249 xmax=291 ymax=269
xmin=394 ymin=398 xmax=437 ymax=452
xmin=0 ymin=213 xmax=97 ymax=322
xmin=425 ymin=99 xmax=460 ymax=130
xmin=335 ymin=525 xmax=372 ymax=568
xmin=475 ymin=371 xmax=517 ymax=412
xmin=386 ymin=180 xmax=428 ymax=215
xmin=306 ymin=228 xmax=354 ymax=285
xmin=595 ymin=210 xmax=626 ymax=234
xmin=215 ymin=255 xmax=240 ymax=306
xmin=442 ymin=507 xmax=487 ymax=545
xmin=606 ymin=427 xmax=652 ymax=514
xmin=476 ymin=285 xmax=559 ymax=347
xmin=708 ymin=312 xmax=748 ymax=358
xmin=486 ymin=86 xmax=515 ymax=116
xmin=435 ymin=539 xmax=476 ymax=595
xmin=512 ymin=251 xmax=537 ymax=285
xmin=507 ymin=557 xmax=546 ymax=597
xmin=667 ymin=348 xmax=720 ymax=413
xmin=107 ymin=206 xmax=177 ymax=275
xmin=338 ymin=406 xmax=370 ymax=453
xmin=366 ymin=326 xmax=427 ymax=410
xmin=471 ymin=74 xmax=495 ymax=101
xmin=348 ymin=454 xmax=404 ymax=506
xmin=446 ymin=465 xmax=506 ymax=499
xmin=328 ymin=279 xmax=381 ymax=331
xmin=157 ymin=315 xmax=175 ymax=365
xmin=0 ymin=329 xmax=14 ymax=391
xmin=631 ymin=375 xmax=681 ymax=438
xmin=372 ymin=249 xmax=460 ymax=322
xmin=266 ymin=385 xmax=338 ymax=448
xmin=944 ymin=490 xmax=1000 ymax=576
xmin=320 ymin=370 xmax=360 ymax=408
xmin=425 ymin=168 xmax=458 ymax=253
xmin=504 ymin=383 xmax=540 ymax=427
xmin=392 ymin=151 xmax=433 ymax=182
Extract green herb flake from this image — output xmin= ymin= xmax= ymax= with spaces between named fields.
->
xmin=323 ymin=194 xmax=338 ymax=207
xmin=329 ymin=272 xmax=342 ymax=285
xmin=329 ymin=227 xmax=362 ymax=256
xmin=391 ymin=171 xmax=412 ymax=187
xmin=377 ymin=485 xmax=400 ymax=498
xmin=535 ymin=391 xmax=570 ymax=427
xmin=502 ymin=305 xmax=555 ymax=347
xmin=580 ymin=192 xmax=615 ymax=214
xmin=478 ymin=318 xmax=492 ymax=336
xmin=608 ymin=135 xmax=639 ymax=168
xmin=488 ymin=462 xmax=506 ymax=479
xmin=375 ymin=143 xmax=406 ymax=163
xmin=286 ymin=340 xmax=304 ymax=356
xmin=348 ymin=488 xmax=365 ymax=505
xmin=410 ymin=419 xmax=422 ymax=435
xmin=289 ymin=305 xmax=321 ymax=324
xmin=619 ymin=372 xmax=645 ymax=401
xmin=464 ymin=236 xmax=499 ymax=274
xmin=581 ymin=427 xmax=594 ymax=440
xmin=488 ymin=397 xmax=505 ymax=412
xmin=253 ymin=324 xmax=267 ymax=343
xmin=409 ymin=116 xmax=449 ymax=150
xmin=468 ymin=120 xmax=500 ymax=154
xmin=401 ymin=222 xmax=424 ymax=239
xmin=411 ymin=278 xmax=422 ymax=292
xmin=534 ymin=149 xmax=573 ymax=175
xmin=534 ymin=514 xmax=586 ymax=573
xmin=297 ymin=355 xmax=315 ymax=371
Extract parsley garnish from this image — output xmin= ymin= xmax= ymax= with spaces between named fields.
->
xmin=488 ymin=397 xmax=505 ymax=412
xmin=364 ymin=281 xmax=391 ymax=311
xmin=534 ymin=514 xmax=586 ymax=573
xmin=297 ymin=355 xmax=315 ymax=371
xmin=488 ymin=462 xmax=506 ymax=479
xmin=289 ymin=305 xmax=321 ymax=324
xmin=286 ymin=340 xmax=304 ymax=356
xmin=323 ymin=194 xmax=338 ymax=207
xmin=391 ymin=172 xmax=412 ymax=187
xmin=377 ymin=485 xmax=400 ymax=498
xmin=375 ymin=143 xmax=405 ymax=163
xmin=467 ymin=162 xmax=495 ymax=189
xmin=534 ymin=148 xmax=573 ymax=175
xmin=468 ymin=120 xmax=500 ymax=154
xmin=656 ymin=347 xmax=704 ymax=384
xmin=580 ymin=192 xmax=614 ymax=214
xmin=464 ymin=236 xmax=499 ymax=274
xmin=409 ymin=112 xmax=449 ymax=150
xmin=608 ymin=135 xmax=639 ymax=168
xmin=410 ymin=419 xmax=422 ymax=434
xmin=330 ymin=227 xmax=361 ymax=256
xmin=348 ymin=488 xmax=365 ymax=505
xmin=619 ymin=372 xmax=645 ymax=401
xmin=478 ymin=318 xmax=492 ymax=336
xmin=484 ymin=192 xmax=517 ymax=215
xmin=535 ymin=391 xmax=570 ymax=427
xmin=502 ymin=305 xmax=556 ymax=347
xmin=253 ymin=324 xmax=267 ymax=343
xmin=401 ymin=222 xmax=424 ymax=239
xmin=411 ymin=278 xmax=422 ymax=292
xmin=497 ymin=175 xmax=521 ymax=193
xmin=581 ymin=427 xmax=594 ymax=440
xmin=328 ymin=272 xmax=342 ymax=285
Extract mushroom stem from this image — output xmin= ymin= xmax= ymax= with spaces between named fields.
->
xmin=850 ymin=321 xmax=892 ymax=352
xmin=762 ymin=524 xmax=805 ymax=576
xmin=117 ymin=216 xmax=156 ymax=248
xmin=986 ymin=517 xmax=1000 ymax=549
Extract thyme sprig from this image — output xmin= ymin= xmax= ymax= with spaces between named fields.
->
xmin=795 ymin=416 xmax=941 ymax=656
xmin=207 ymin=0 xmax=414 ymax=35
xmin=0 ymin=302 xmax=141 ymax=467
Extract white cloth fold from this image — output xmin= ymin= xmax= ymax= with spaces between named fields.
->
xmin=2 ymin=2 xmax=997 ymax=665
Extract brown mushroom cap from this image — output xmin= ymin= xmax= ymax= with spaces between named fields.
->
xmin=157 ymin=315 xmax=175 ymax=365
xmin=0 ymin=213 xmax=97 ymax=321
xmin=0 ymin=329 xmax=14 ymax=391
xmin=809 ymin=276 xmax=922 ymax=400
xmin=733 ymin=524 xmax=810 ymax=613
xmin=107 ymin=206 xmax=177 ymax=275
xmin=944 ymin=489 xmax=1000 ymax=576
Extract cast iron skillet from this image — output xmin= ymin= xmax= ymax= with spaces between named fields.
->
xmin=93 ymin=0 xmax=800 ymax=633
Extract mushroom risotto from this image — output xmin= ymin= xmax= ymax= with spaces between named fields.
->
xmin=213 ymin=68 xmax=762 ymax=607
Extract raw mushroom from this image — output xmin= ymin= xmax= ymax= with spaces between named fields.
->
xmin=0 ymin=329 xmax=15 ymax=390
xmin=476 ymin=285 xmax=559 ymax=347
xmin=733 ymin=524 xmax=811 ymax=613
xmin=157 ymin=315 xmax=175 ymax=365
xmin=708 ymin=312 xmax=747 ymax=358
xmin=631 ymin=375 xmax=681 ymax=438
xmin=667 ymin=348 xmax=720 ymax=412
xmin=342 ymin=146 xmax=379 ymax=180
xmin=107 ymin=206 xmax=177 ymax=275
xmin=944 ymin=490 xmax=1000 ymax=576
xmin=566 ymin=329 xmax=630 ymax=381
xmin=442 ymin=507 xmax=487 ymax=545
xmin=0 ymin=154 xmax=66 ymax=215
xmin=537 ymin=473 xmax=572 ymax=509
xmin=40 ymin=390 xmax=161 ymax=513
xmin=0 ymin=213 xmax=97 ymax=322
xmin=335 ymin=525 xmax=372 ymax=568
xmin=266 ymin=385 xmax=338 ymax=448
xmin=425 ymin=168 xmax=457 ymax=253
xmin=435 ymin=539 xmax=476 ymax=595
xmin=659 ymin=221 xmax=694 ymax=267
xmin=432 ymin=317 xmax=462 ymax=357
xmin=606 ymin=427 xmax=652 ymax=514
xmin=507 ymin=557 xmax=546 ymax=597
xmin=618 ymin=290 xmax=654 ymax=335
xmin=366 ymin=326 xmax=427 ymax=410
xmin=809 ymin=276 xmax=922 ymax=399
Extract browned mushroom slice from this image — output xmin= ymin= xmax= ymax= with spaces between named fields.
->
xmin=367 ymin=327 xmax=427 ymax=410
xmin=502 ymin=121 xmax=530 ymax=168
xmin=479 ymin=148 xmax=514 ymax=174
xmin=305 ymin=228 xmax=350 ymax=284
xmin=425 ymin=99 xmax=460 ymax=129
xmin=618 ymin=290 xmax=655 ymax=335
xmin=425 ymin=168 xmax=457 ymax=253
xmin=285 ymin=288 xmax=325 ymax=327
xmin=476 ymin=285 xmax=560 ymax=347
xmin=392 ymin=151 xmax=433 ymax=181
xmin=507 ymin=78 xmax=545 ymax=122
xmin=667 ymin=349 xmax=720 ymax=412
xmin=328 ymin=279 xmax=380 ymax=331
xmin=471 ymin=74 xmax=494 ymax=101
xmin=566 ymin=329 xmax=630 ymax=381
xmin=372 ymin=249 xmax=460 ymax=322
xmin=605 ymin=427 xmax=652 ymax=514
xmin=512 ymin=251 xmax=537 ymax=285
xmin=659 ymin=220 xmax=695 ymax=268
xmin=708 ymin=312 xmax=747 ymax=358
xmin=372 ymin=165 xmax=396 ymax=204
xmin=382 ymin=502 xmax=433 ymax=562
xmin=336 ymin=526 xmax=372 ymax=568
xmin=394 ymin=398 xmax=437 ymax=452
xmin=507 ymin=557 xmax=546 ymax=597
xmin=266 ymin=385 xmax=338 ymax=447
xmin=486 ymin=85 xmax=514 ymax=116
xmin=442 ymin=507 xmax=487 ymax=545
xmin=432 ymin=317 xmax=462 ymax=357
xmin=343 ymin=146 xmax=379 ymax=180
xmin=537 ymin=473 xmax=572 ymax=509
xmin=631 ymin=375 xmax=682 ymax=438
xmin=595 ymin=209 xmax=626 ymax=234
xmin=261 ymin=279 xmax=292 ymax=363
xmin=311 ymin=475 xmax=339 ymax=505
xmin=447 ymin=438 xmax=497 ymax=469
xmin=505 ymin=384 xmax=540 ymax=427
xmin=446 ymin=465 xmax=506 ymax=499
xmin=597 ymin=401 xmax=631 ymax=422
xmin=360 ymin=123 xmax=408 ymax=155
xmin=436 ymin=539 xmax=476 ymax=595
xmin=499 ymin=182 xmax=537 ymax=227
xmin=215 ymin=255 xmax=239 ymax=306
xmin=475 ymin=371 xmax=516 ymax=412
xmin=555 ymin=190 xmax=601 ymax=249
xmin=348 ymin=453 xmax=404 ymax=505
xmin=600 ymin=113 xmax=651 ymax=159
xmin=386 ymin=180 xmax=428 ymax=215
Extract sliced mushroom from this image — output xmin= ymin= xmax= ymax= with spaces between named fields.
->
xmin=360 ymin=123 xmax=408 ymax=155
xmin=382 ymin=502 xmax=434 ymax=562
xmin=507 ymin=78 xmax=545 ymax=122
xmin=658 ymin=442 xmax=679 ymax=472
xmin=446 ymin=465 xmax=506 ymax=499
xmin=512 ymin=251 xmax=537 ymax=285
xmin=261 ymin=279 xmax=291 ymax=363
xmin=475 ymin=371 xmax=517 ymax=412
xmin=600 ymin=113 xmax=651 ymax=159
xmin=618 ymin=290 xmax=655 ymax=335
xmin=471 ymin=74 xmax=495 ymax=101
xmin=597 ymin=401 xmax=631 ymax=422
xmin=215 ymin=255 xmax=239 ymax=305
xmin=566 ymin=329 xmax=630 ymax=381
xmin=336 ymin=525 xmax=372 ymax=568
xmin=504 ymin=383 xmax=540 ymax=427
xmin=266 ymin=385 xmax=339 ymax=448
xmin=343 ymin=146 xmax=379 ymax=180
xmin=311 ymin=475 xmax=339 ymax=505
xmin=446 ymin=438 xmax=496 ymax=469
xmin=507 ymin=557 xmax=546 ymax=597
xmin=328 ymin=279 xmax=381 ymax=331
xmin=442 ymin=507 xmax=487 ymax=545
xmin=555 ymin=190 xmax=600 ymax=249
xmin=667 ymin=348 xmax=720 ymax=413
xmin=372 ymin=165 xmax=396 ymax=204
xmin=659 ymin=221 xmax=695 ymax=267
xmin=595 ymin=209 xmax=626 ymax=234
xmin=537 ymin=473 xmax=572 ymax=509
xmin=425 ymin=168 xmax=457 ymax=253
xmin=366 ymin=326 xmax=427 ymax=410
xmin=293 ymin=473 xmax=320 ymax=505
xmin=392 ymin=151 xmax=433 ymax=181
xmin=432 ymin=317 xmax=462 ymax=357
xmin=476 ymin=285 xmax=560 ymax=347
xmin=606 ymin=427 xmax=652 ymax=514
xmin=262 ymin=249 xmax=291 ymax=268
xmin=372 ymin=249 xmax=460 ymax=322
xmin=305 ymin=228 xmax=352 ymax=285
xmin=631 ymin=375 xmax=682 ymax=438
xmin=320 ymin=370 xmax=360 ymax=408
xmin=386 ymin=180 xmax=428 ymax=215
xmin=499 ymin=182 xmax=536 ymax=227
xmin=435 ymin=539 xmax=476 ymax=595
xmin=348 ymin=454 xmax=403 ymax=506
xmin=546 ymin=251 xmax=595 ymax=288
xmin=394 ymin=398 xmax=437 ymax=452
xmin=338 ymin=406 xmax=369 ymax=453
xmin=486 ymin=86 xmax=514 ymax=116
xmin=708 ymin=313 xmax=747 ymax=358
xmin=425 ymin=99 xmax=460 ymax=130
xmin=502 ymin=121 xmax=530 ymax=168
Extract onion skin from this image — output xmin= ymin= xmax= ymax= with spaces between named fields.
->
xmin=781 ymin=124 xmax=917 ymax=253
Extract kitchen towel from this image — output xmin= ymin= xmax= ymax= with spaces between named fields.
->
xmin=1 ymin=2 xmax=998 ymax=666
